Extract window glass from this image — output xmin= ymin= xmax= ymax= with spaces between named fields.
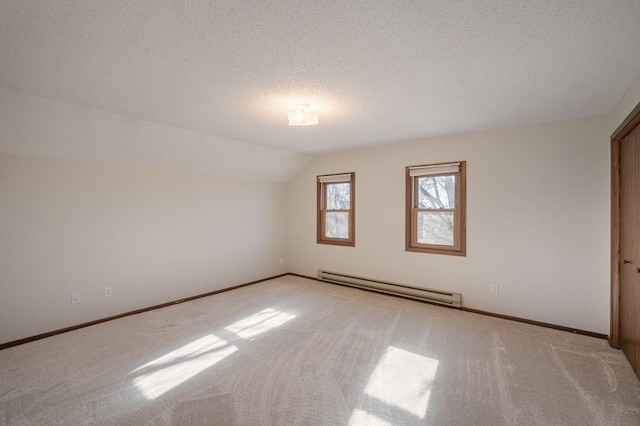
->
xmin=326 ymin=183 xmax=350 ymax=210
xmin=417 ymin=212 xmax=454 ymax=245
xmin=325 ymin=212 xmax=349 ymax=238
xmin=417 ymin=176 xmax=455 ymax=209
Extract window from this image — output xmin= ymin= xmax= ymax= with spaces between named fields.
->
xmin=317 ymin=172 xmax=355 ymax=246
xmin=406 ymin=162 xmax=466 ymax=256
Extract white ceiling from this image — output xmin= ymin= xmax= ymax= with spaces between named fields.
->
xmin=1 ymin=1 xmax=640 ymax=155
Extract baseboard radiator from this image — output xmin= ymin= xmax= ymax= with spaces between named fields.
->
xmin=317 ymin=270 xmax=462 ymax=308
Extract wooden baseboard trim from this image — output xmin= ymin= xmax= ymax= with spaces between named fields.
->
xmin=288 ymin=273 xmax=318 ymax=281
xmin=291 ymin=273 xmax=609 ymax=340
xmin=0 ymin=273 xmax=288 ymax=351
xmin=462 ymin=307 xmax=608 ymax=339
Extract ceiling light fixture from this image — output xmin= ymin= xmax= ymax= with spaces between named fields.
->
xmin=287 ymin=104 xmax=319 ymax=126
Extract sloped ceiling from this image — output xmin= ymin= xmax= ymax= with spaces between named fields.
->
xmin=0 ymin=87 xmax=310 ymax=182
xmin=1 ymin=1 xmax=640 ymax=162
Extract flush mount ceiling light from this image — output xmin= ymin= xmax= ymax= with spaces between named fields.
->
xmin=287 ymin=104 xmax=319 ymax=126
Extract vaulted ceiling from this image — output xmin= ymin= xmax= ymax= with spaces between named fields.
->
xmin=1 ymin=1 xmax=640 ymax=156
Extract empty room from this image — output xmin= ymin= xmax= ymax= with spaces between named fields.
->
xmin=2 ymin=1 xmax=640 ymax=425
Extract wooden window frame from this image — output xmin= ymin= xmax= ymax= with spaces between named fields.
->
xmin=317 ymin=173 xmax=355 ymax=246
xmin=405 ymin=161 xmax=466 ymax=256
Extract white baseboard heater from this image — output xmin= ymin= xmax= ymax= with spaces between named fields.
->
xmin=317 ymin=270 xmax=462 ymax=308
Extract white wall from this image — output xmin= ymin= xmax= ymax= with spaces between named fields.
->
xmin=610 ymin=66 xmax=640 ymax=136
xmin=0 ymin=153 xmax=288 ymax=344
xmin=287 ymin=116 xmax=611 ymax=334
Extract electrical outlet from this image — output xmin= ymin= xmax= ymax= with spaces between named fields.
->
xmin=299 ymin=256 xmax=304 ymax=263
xmin=71 ymin=293 xmax=80 ymax=304
xmin=104 ymin=287 xmax=112 ymax=297
xmin=279 ymin=258 xmax=284 ymax=265
xmin=491 ymin=285 xmax=499 ymax=295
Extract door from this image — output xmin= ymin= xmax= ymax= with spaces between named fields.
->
xmin=620 ymin=125 xmax=640 ymax=375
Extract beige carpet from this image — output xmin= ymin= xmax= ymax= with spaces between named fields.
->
xmin=1 ymin=275 xmax=639 ymax=425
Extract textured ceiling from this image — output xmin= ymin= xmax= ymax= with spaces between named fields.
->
xmin=1 ymin=1 xmax=640 ymax=155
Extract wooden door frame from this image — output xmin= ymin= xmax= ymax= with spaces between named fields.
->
xmin=611 ymin=100 xmax=640 ymax=349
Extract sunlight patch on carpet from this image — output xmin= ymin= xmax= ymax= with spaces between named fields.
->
xmin=225 ymin=308 xmax=295 ymax=339
xmin=131 ymin=334 xmax=238 ymax=400
xmin=348 ymin=408 xmax=394 ymax=426
xmin=361 ymin=346 xmax=439 ymax=420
